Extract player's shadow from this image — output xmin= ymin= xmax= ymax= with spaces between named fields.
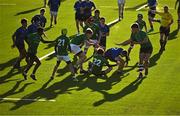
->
xmin=0 ymin=67 xmax=25 ymax=84
xmin=168 ymin=29 xmax=179 ymax=40
xmin=14 ymin=7 xmax=42 ymax=16
xmin=0 ymin=80 xmax=34 ymax=102
xmin=10 ymin=75 xmax=86 ymax=110
xmin=149 ymin=51 xmax=163 ymax=67
xmin=93 ymin=76 xmax=147 ymax=107
xmin=147 ymin=31 xmax=160 ymax=35
xmin=76 ymin=63 xmax=137 ymax=94
xmin=0 ymin=57 xmax=17 ymax=71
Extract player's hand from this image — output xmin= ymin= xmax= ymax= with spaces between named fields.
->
xmin=11 ymin=44 xmax=15 ymax=48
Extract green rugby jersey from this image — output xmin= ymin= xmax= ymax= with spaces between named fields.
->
xmin=91 ymin=54 xmax=109 ymax=75
xmin=131 ymin=31 xmax=152 ymax=49
xmin=70 ymin=34 xmax=87 ymax=45
xmin=55 ymin=35 xmax=70 ymax=56
xmin=26 ymin=33 xmax=41 ymax=55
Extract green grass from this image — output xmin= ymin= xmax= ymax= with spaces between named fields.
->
xmin=0 ymin=0 xmax=180 ymax=115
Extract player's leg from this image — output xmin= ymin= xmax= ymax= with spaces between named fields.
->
xmin=118 ymin=3 xmax=121 ymax=20
xmin=50 ymin=11 xmax=53 ymax=27
xmin=138 ymin=51 xmax=145 ymax=78
xmin=159 ymin=26 xmax=165 ymax=51
xmin=115 ymin=56 xmax=125 ymax=75
xmin=99 ymin=37 xmax=106 ymax=50
xmin=67 ymin=61 xmax=78 ymax=81
xmin=162 ymin=27 xmax=170 ymax=51
xmin=144 ymin=53 xmax=151 ymax=76
xmin=121 ymin=4 xmax=124 ymax=19
xmin=51 ymin=60 xmax=61 ymax=79
xmin=30 ymin=56 xmax=41 ymax=80
xmin=23 ymin=53 xmax=35 ymax=80
xmin=54 ymin=12 xmax=58 ymax=25
xmin=178 ymin=10 xmax=180 ymax=30
xmin=102 ymin=67 xmax=112 ymax=75
xmin=44 ymin=0 xmax=46 ymax=7
xmin=127 ymin=43 xmax=134 ymax=60
xmin=13 ymin=46 xmax=26 ymax=69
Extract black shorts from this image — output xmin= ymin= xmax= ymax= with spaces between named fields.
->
xmin=27 ymin=52 xmax=36 ymax=59
xmin=83 ymin=13 xmax=91 ymax=21
xmin=75 ymin=12 xmax=84 ymax=21
xmin=99 ymin=37 xmax=106 ymax=48
xmin=148 ymin=6 xmax=156 ymax=19
xmin=160 ymin=26 xmax=170 ymax=36
xmin=140 ymin=46 xmax=153 ymax=54
xmin=16 ymin=43 xmax=25 ymax=51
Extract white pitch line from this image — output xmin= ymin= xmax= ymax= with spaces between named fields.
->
xmin=0 ymin=97 xmax=56 ymax=102
xmin=0 ymin=3 xmax=16 ymax=6
xmin=39 ymin=51 xmax=55 ymax=61
xmin=136 ymin=4 xmax=147 ymax=11
xmin=107 ymin=18 xmax=119 ymax=26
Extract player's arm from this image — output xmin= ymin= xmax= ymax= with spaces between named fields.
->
xmin=133 ymin=37 xmax=148 ymax=44
xmin=116 ymin=39 xmax=132 ymax=46
xmin=40 ymin=37 xmax=54 ymax=43
xmin=144 ymin=22 xmax=148 ymax=33
xmin=167 ymin=17 xmax=174 ymax=29
xmin=106 ymin=26 xmax=110 ymax=36
xmin=11 ymin=32 xmax=16 ymax=48
xmin=91 ymin=2 xmax=96 ymax=11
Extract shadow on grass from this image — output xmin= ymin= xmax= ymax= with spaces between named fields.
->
xmin=14 ymin=7 xmax=42 ymax=16
xmin=168 ymin=29 xmax=179 ymax=40
xmin=0 ymin=58 xmax=17 ymax=71
xmin=149 ymin=51 xmax=164 ymax=68
xmin=0 ymin=80 xmax=34 ymax=102
xmin=0 ymin=67 xmax=25 ymax=84
xmin=9 ymin=75 xmax=86 ymax=110
xmin=93 ymin=76 xmax=147 ymax=107
xmin=147 ymin=31 xmax=160 ymax=35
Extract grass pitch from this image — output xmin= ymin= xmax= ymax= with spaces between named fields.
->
xmin=0 ymin=0 xmax=180 ymax=115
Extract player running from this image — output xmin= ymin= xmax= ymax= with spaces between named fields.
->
xmin=116 ymin=23 xmax=153 ymax=78
xmin=99 ymin=17 xmax=110 ymax=50
xmin=104 ymin=47 xmax=128 ymax=74
xmin=70 ymin=28 xmax=94 ymax=73
xmin=87 ymin=47 xmax=113 ymax=76
xmin=74 ymin=0 xmax=85 ymax=34
xmin=51 ymin=29 xmax=78 ymax=81
xmin=11 ymin=18 xmax=28 ymax=69
xmin=175 ymin=0 xmax=180 ymax=30
xmin=117 ymin=0 xmax=125 ymax=20
xmin=23 ymin=27 xmax=53 ymax=80
xmin=147 ymin=0 xmax=160 ymax=32
xmin=155 ymin=6 xmax=173 ymax=52
xmin=127 ymin=13 xmax=147 ymax=58
xmin=31 ymin=8 xmax=47 ymax=28
xmin=48 ymin=0 xmax=61 ymax=27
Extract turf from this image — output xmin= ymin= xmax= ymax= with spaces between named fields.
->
xmin=0 ymin=0 xmax=180 ymax=115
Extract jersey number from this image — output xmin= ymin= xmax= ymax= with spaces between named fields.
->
xmin=58 ymin=39 xmax=65 ymax=46
xmin=93 ymin=58 xmax=101 ymax=67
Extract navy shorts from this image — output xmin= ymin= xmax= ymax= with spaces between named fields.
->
xmin=160 ymin=26 xmax=170 ymax=36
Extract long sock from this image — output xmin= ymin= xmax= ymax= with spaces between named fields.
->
xmin=160 ymin=39 xmax=164 ymax=48
xmin=138 ymin=64 xmax=144 ymax=73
